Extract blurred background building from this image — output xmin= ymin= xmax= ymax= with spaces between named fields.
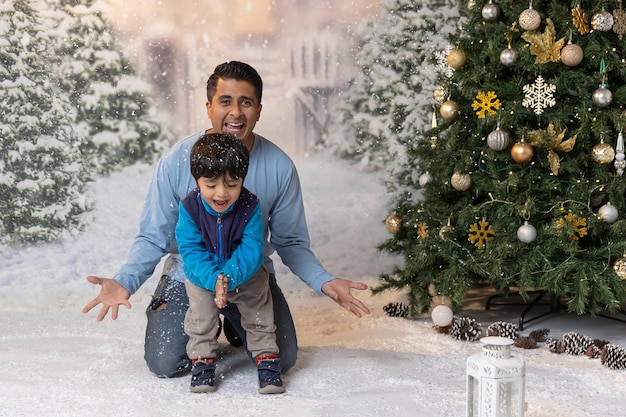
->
xmin=107 ymin=0 xmax=382 ymax=154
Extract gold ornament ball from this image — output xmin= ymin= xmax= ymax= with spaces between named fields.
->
xmin=385 ymin=214 xmax=403 ymax=234
xmin=614 ymin=257 xmax=626 ymax=279
xmin=511 ymin=141 xmax=533 ymax=163
xmin=592 ymin=142 xmax=615 ymax=164
xmin=439 ymin=225 xmax=456 ymax=241
xmin=447 ymin=49 xmax=467 ymax=70
xmin=433 ymin=85 xmax=446 ymax=103
xmin=561 ymin=43 xmax=583 ymax=67
xmin=440 ymin=100 xmax=460 ymax=121
xmin=451 ymin=172 xmax=472 ymax=191
xmin=519 ymin=8 xmax=541 ymax=31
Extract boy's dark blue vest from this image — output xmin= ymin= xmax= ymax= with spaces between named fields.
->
xmin=181 ymin=187 xmax=258 ymax=260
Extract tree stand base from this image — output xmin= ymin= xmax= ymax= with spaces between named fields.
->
xmin=485 ymin=290 xmax=563 ymax=331
xmin=486 ymin=290 xmax=626 ymax=331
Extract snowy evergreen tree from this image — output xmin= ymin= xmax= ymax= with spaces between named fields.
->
xmin=376 ymin=0 xmax=626 ymax=317
xmin=40 ymin=0 xmax=171 ymax=175
xmin=0 ymin=0 xmax=91 ymax=245
xmin=327 ymin=0 xmax=459 ymax=184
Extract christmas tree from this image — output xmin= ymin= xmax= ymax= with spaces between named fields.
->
xmin=0 ymin=0 xmax=90 ymax=245
xmin=375 ymin=0 xmax=626 ymax=317
xmin=327 ymin=0 xmax=459 ymax=180
xmin=42 ymin=0 xmax=170 ymax=175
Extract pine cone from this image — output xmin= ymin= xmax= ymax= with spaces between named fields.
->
xmin=528 ymin=328 xmax=550 ymax=342
xmin=486 ymin=321 xmax=519 ymax=340
xmin=434 ymin=323 xmax=452 ymax=334
xmin=515 ymin=336 xmax=538 ymax=349
xmin=593 ymin=339 xmax=610 ymax=351
xmin=383 ymin=302 xmax=409 ymax=318
xmin=545 ymin=338 xmax=564 ymax=354
xmin=586 ymin=344 xmax=601 ymax=359
xmin=601 ymin=343 xmax=626 ymax=370
xmin=562 ymin=332 xmax=593 ymax=355
xmin=450 ymin=316 xmax=482 ymax=341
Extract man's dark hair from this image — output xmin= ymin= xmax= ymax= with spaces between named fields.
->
xmin=206 ymin=61 xmax=263 ymax=104
xmin=190 ymin=133 xmax=249 ymax=181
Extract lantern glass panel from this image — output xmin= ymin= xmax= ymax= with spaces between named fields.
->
xmin=467 ymin=374 xmax=480 ymax=416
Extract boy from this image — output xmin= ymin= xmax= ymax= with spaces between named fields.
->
xmin=176 ymin=132 xmax=284 ymax=394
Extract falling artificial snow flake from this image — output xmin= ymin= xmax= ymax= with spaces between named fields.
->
xmin=522 ymin=75 xmax=556 ymax=115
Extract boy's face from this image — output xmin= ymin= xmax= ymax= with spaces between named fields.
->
xmin=197 ymin=172 xmax=243 ymax=214
xmin=205 ymin=78 xmax=262 ymax=151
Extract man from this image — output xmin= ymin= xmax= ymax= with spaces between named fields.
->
xmin=82 ymin=61 xmax=370 ymax=378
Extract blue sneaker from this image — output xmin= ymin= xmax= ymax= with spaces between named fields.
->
xmin=256 ymin=356 xmax=285 ymax=394
xmin=190 ymin=358 xmax=216 ymax=393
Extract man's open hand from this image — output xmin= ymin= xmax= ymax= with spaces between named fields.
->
xmin=82 ymin=276 xmax=131 ymax=321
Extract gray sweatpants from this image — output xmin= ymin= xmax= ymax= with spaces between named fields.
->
xmin=184 ymin=266 xmax=278 ymax=360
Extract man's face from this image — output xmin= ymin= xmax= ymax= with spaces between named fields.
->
xmin=205 ymin=78 xmax=262 ymax=150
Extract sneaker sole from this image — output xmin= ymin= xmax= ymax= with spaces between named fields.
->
xmin=258 ymin=385 xmax=286 ymax=395
xmin=190 ymin=385 xmax=217 ymax=393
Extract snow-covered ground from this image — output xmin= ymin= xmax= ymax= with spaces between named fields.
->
xmin=1 ymin=151 xmax=626 ymax=417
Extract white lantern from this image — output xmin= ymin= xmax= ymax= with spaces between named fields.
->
xmin=467 ymin=336 xmax=526 ymax=417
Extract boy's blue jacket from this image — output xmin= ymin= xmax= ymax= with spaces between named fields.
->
xmin=113 ymin=132 xmax=333 ymax=296
xmin=176 ymin=187 xmax=263 ymax=292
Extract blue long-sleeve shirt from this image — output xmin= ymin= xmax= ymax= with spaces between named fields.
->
xmin=113 ymin=132 xmax=333 ymax=295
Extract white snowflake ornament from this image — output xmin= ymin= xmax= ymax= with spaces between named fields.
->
xmin=434 ymin=45 xmax=455 ymax=79
xmin=523 ymin=75 xmax=556 ymax=115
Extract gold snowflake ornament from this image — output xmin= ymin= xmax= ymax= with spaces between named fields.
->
xmin=572 ymin=6 xmax=590 ymax=35
xmin=472 ymin=91 xmax=501 ymax=119
xmin=415 ymin=221 xmax=429 ymax=238
xmin=468 ymin=219 xmax=495 ymax=248
xmin=556 ymin=212 xmax=588 ymax=241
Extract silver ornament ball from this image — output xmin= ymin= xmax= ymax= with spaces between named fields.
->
xmin=499 ymin=48 xmax=519 ymax=66
xmin=419 ymin=172 xmax=432 ymax=187
xmin=591 ymin=11 xmax=614 ymax=31
xmin=481 ymin=3 xmax=500 ymax=21
xmin=487 ymin=128 xmax=510 ymax=151
xmin=517 ymin=221 xmax=537 ymax=243
xmin=592 ymin=87 xmax=613 ymax=107
xmin=599 ymin=202 xmax=619 ymax=223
